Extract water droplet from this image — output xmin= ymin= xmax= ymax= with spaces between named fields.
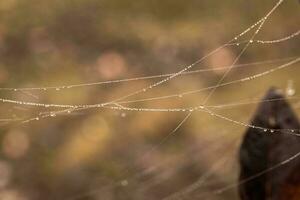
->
xmin=270 ymin=130 xmax=274 ymax=133
xmin=286 ymin=80 xmax=295 ymax=96
xmin=263 ymin=129 xmax=267 ymax=132
xmin=287 ymin=88 xmax=295 ymax=96
xmin=249 ymin=40 xmax=253 ymax=43
xmin=120 ymin=180 xmax=128 ymax=186
xmin=121 ymin=113 xmax=126 ymax=118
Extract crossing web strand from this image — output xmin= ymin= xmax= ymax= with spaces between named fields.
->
xmin=165 ymin=17 xmax=272 ymax=154
xmin=193 ymin=0 xmax=285 ymax=113
xmin=167 ymin=149 xmax=300 ymax=200
xmin=1 ymin=56 xmax=298 ymax=112
xmin=0 ymin=0 xmax=288 ymax=94
xmin=2 ymin=65 xmax=300 ymax=159
xmin=64 ymin=0 xmax=298 ymax=198
xmin=0 ymin=0 xmax=290 ymax=110
xmin=232 ymin=29 xmax=300 ymax=46
xmin=3 ymin=94 xmax=300 ymax=136
xmin=1 ymin=0 xmax=300 ymax=200
xmin=0 ymin=33 xmax=298 ymax=93
xmin=112 ymin=57 xmax=300 ymax=104
xmin=0 ymin=58 xmax=300 ymax=135
xmin=64 ymin=128 xmax=240 ymax=200
xmin=168 ymin=149 xmax=300 ymax=199
xmin=162 ymin=139 xmax=241 ymax=200
xmin=202 ymin=19 xmax=268 ymax=104
xmin=7 ymin=95 xmax=300 ymax=139
xmin=212 ymin=150 xmax=300 ymax=196
xmin=1 ymin=56 xmax=299 ymax=113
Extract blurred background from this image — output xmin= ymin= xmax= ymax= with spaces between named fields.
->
xmin=0 ymin=0 xmax=299 ymax=199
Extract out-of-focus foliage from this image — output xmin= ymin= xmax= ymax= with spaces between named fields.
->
xmin=0 ymin=0 xmax=299 ymax=199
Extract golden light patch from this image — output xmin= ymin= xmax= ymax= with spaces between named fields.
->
xmin=55 ymin=115 xmax=111 ymax=171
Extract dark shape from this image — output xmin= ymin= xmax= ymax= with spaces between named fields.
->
xmin=239 ymin=87 xmax=300 ymax=200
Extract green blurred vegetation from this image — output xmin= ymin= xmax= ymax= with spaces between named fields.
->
xmin=0 ymin=0 xmax=299 ymax=199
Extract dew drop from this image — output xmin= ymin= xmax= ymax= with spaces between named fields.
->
xmin=120 ymin=180 xmax=128 ymax=186
xmin=287 ymin=88 xmax=295 ymax=96
xmin=286 ymin=80 xmax=295 ymax=96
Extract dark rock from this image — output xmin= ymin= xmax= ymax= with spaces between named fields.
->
xmin=239 ymin=87 xmax=300 ymax=200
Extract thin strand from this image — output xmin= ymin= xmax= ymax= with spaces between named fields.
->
xmin=256 ymin=29 xmax=300 ymax=44
xmin=213 ymin=151 xmax=300 ymax=195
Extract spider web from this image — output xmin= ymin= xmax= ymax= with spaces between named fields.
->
xmin=0 ymin=0 xmax=299 ymax=199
